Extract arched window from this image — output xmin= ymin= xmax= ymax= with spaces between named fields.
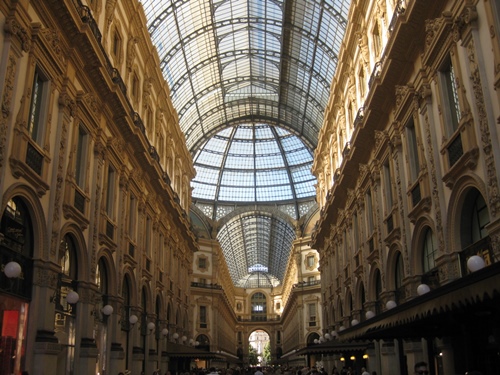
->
xmin=461 ymin=189 xmax=489 ymax=247
xmin=251 ymin=292 xmax=267 ymax=321
xmin=423 ymin=228 xmax=437 ymax=273
xmin=121 ymin=277 xmax=132 ymax=331
xmin=375 ymin=269 xmax=382 ymax=314
xmin=395 ymin=252 xmax=405 ymax=302
xmin=372 ymin=22 xmax=382 ymax=58
xmin=460 ymin=189 xmax=491 ymax=274
xmin=122 ymin=276 xmax=133 ymax=371
xmin=359 ymin=283 xmax=366 ymax=320
xmin=96 ymin=259 xmax=109 ymax=313
xmin=155 ymin=296 xmax=161 ymax=344
xmin=140 ymin=287 xmax=148 ymax=372
xmin=55 ymin=234 xmax=79 ymax=375
xmin=95 ymin=259 xmax=110 ymax=375
xmin=0 ymin=197 xmax=33 ymax=297
xmin=196 ymin=334 xmax=210 ymax=352
xmin=307 ymin=332 xmax=320 ymax=345
xmin=358 ymin=67 xmax=365 ymax=99
xmin=0 ymin=197 xmax=33 ymax=375
xmin=0 ymin=197 xmax=33 ymax=257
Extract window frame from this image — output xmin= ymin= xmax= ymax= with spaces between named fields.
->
xmin=27 ymin=68 xmax=50 ymax=145
xmin=75 ymin=123 xmax=90 ymax=190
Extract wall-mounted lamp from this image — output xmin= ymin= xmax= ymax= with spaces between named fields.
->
xmin=147 ymin=322 xmax=155 ymax=335
xmin=181 ymin=335 xmax=187 ymax=343
xmin=49 ymin=288 xmax=79 ymax=310
xmin=350 ymin=356 xmax=356 ymax=360
xmin=3 ymin=261 xmax=22 ymax=278
xmin=417 ymin=283 xmax=430 ymax=295
xmin=386 ymin=300 xmax=397 ymax=310
xmin=467 ymin=255 xmax=486 ymax=272
xmin=161 ymin=328 xmax=169 ymax=337
xmin=324 ymin=333 xmax=331 ymax=340
xmin=66 ymin=290 xmax=80 ymax=304
xmin=129 ymin=314 xmax=139 ymax=326
xmin=189 ymin=338 xmax=194 ymax=345
xmin=172 ymin=333 xmax=179 ymax=340
xmin=365 ymin=310 xmax=375 ymax=319
xmin=102 ymin=304 xmax=113 ymax=316
xmin=195 ymin=341 xmax=200 ymax=346
xmin=363 ymin=354 xmax=369 ymax=359
xmin=351 ymin=319 xmax=359 ymax=326
xmin=92 ymin=304 xmax=114 ymax=319
xmin=340 ymin=357 xmax=345 ymax=362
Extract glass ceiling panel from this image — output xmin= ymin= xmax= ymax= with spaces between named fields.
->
xmin=142 ymin=0 xmax=350 ymax=151
xmin=217 ymin=212 xmax=295 ymax=287
xmin=140 ymin=0 xmax=351 ymax=287
xmin=191 ymin=123 xmax=315 ymax=205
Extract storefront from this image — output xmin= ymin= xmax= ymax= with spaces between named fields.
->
xmin=336 ymin=262 xmax=500 ymax=374
xmin=1 ymin=197 xmax=34 ymax=374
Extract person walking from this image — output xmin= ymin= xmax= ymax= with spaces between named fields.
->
xmin=414 ymin=362 xmax=429 ymax=375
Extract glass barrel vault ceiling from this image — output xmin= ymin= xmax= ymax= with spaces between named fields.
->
xmin=139 ymin=0 xmax=351 ymax=287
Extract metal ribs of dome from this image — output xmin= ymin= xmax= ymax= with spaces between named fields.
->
xmin=140 ymin=0 xmax=351 ymax=288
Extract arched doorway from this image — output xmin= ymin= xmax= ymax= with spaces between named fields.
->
xmin=249 ymin=329 xmax=270 ymax=367
xmin=0 ymin=197 xmax=34 ymax=374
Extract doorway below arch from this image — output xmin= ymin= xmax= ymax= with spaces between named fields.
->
xmin=249 ymin=330 xmax=270 ymax=367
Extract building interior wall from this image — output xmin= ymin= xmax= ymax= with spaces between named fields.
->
xmin=1 ymin=0 xmax=499 ymax=375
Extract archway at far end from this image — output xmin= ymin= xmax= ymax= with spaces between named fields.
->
xmin=249 ymin=329 xmax=270 ymax=367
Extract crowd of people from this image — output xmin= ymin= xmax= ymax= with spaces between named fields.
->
xmin=181 ymin=364 xmax=371 ymax=375
xmin=118 ymin=361 xmax=485 ymax=375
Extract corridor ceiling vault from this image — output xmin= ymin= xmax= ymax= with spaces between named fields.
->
xmin=139 ymin=0 xmax=351 ymax=287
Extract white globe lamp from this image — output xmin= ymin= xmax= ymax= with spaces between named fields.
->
xmin=4 ymin=261 xmax=22 ymax=278
xmin=129 ymin=314 xmax=138 ymax=325
xmin=417 ymin=284 xmax=430 ymax=296
xmin=467 ymin=255 xmax=486 ymax=272
xmin=365 ymin=310 xmax=375 ymax=319
xmin=147 ymin=322 xmax=155 ymax=332
xmin=102 ymin=304 xmax=114 ymax=316
xmin=66 ymin=291 xmax=79 ymax=304
xmin=386 ymin=300 xmax=397 ymax=310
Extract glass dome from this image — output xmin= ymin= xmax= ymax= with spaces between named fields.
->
xmin=191 ymin=123 xmax=316 ymax=204
xmin=139 ymin=0 xmax=351 ymax=288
